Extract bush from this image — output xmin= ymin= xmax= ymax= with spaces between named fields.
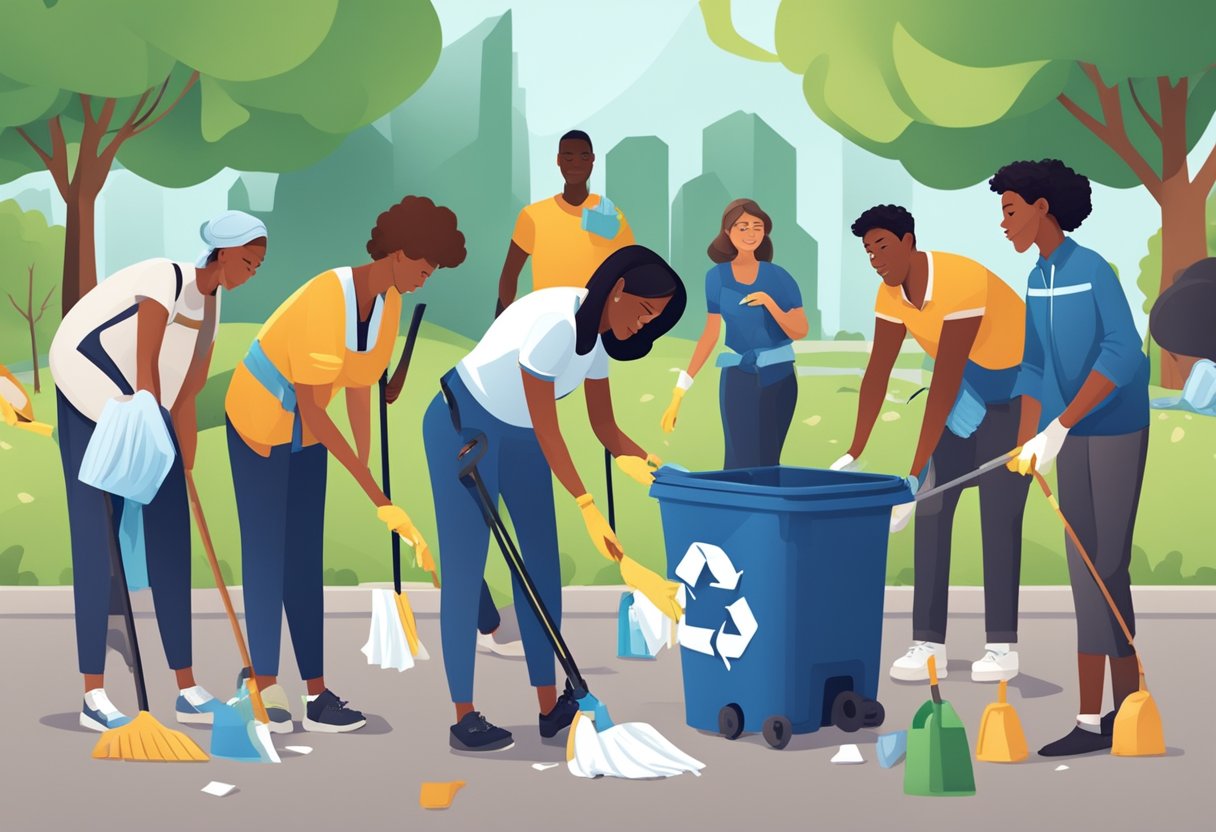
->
xmin=834 ymin=330 xmax=866 ymax=341
xmin=323 ymin=567 xmax=359 ymax=586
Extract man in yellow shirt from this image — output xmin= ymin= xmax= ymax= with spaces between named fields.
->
xmin=834 ymin=204 xmax=1032 ymax=684
xmin=496 ymin=130 xmax=635 ymax=314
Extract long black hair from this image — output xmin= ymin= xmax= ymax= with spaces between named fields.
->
xmin=575 ymin=245 xmax=686 ymax=361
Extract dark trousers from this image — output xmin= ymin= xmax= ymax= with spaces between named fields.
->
xmin=57 ymin=391 xmax=193 ymax=675
xmin=719 ymin=365 xmax=797 ymax=469
xmin=478 ymin=583 xmax=500 ymax=634
xmin=913 ymin=399 xmax=1031 ymax=644
xmin=227 ymin=420 xmax=327 ymax=680
xmin=1057 ymin=430 xmax=1148 ymax=658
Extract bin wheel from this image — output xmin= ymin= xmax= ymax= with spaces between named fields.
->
xmin=831 ymin=691 xmax=866 ymax=733
xmin=718 ymin=704 xmax=744 ymax=740
xmin=762 ymin=716 xmax=792 ymax=750
xmin=862 ymin=699 xmax=885 ymax=729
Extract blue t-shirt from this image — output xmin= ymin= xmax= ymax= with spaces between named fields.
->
xmin=706 ymin=261 xmax=803 ymax=356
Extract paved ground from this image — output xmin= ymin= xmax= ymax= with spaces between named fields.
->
xmin=2 ymin=589 xmax=1211 ymax=831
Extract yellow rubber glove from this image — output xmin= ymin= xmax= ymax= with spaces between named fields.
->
xmin=615 ymin=453 xmax=662 ymax=486
xmin=576 ymin=493 xmax=622 ymax=562
xmin=660 ymin=387 xmax=685 ymax=433
xmin=620 ymin=555 xmax=683 ymax=622
xmin=377 ymin=504 xmax=435 ymax=572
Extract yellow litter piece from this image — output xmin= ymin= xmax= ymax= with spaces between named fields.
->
xmin=419 ymin=781 xmax=466 ymax=810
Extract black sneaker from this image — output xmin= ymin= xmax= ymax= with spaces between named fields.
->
xmin=1038 ymin=711 xmax=1115 ymax=757
xmin=450 ymin=711 xmax=514 ymax=752
xmin=539 ymin=684 xmax=579 ymax=740
xmin=303 ymin=689 xmax=367 ymax=733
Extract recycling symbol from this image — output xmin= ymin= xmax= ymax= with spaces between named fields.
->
xmin=674 ymin=542 xmax=757 ymax=670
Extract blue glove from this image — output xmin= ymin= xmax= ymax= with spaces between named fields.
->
xmin=904 ymin=474 xmax=919 ymax=496
xmin=946 ymin=380 xmax=987 ymax=439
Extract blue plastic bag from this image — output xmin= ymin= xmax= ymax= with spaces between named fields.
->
xmin=946 ymin=379 xmax=987 ymax=438
xmin=617 ymin=592 xmax=657 ymax=660
xmin=1151 ymin=358 xmax=1216 ymax=417
xmin=117 ymin=504 xmax=150 ymax=591
xmin=581 ymin=196 xmax=621 ymax=240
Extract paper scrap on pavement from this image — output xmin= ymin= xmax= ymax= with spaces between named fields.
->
xmin=1055 ymin=765 xmax=1069 ymax=771
xmin=285 ymin=746 xmax=312 ymax=755
xmin=201 ymin=782 xmax=236 ymax=798
xmin=531 ymin=763 xmax=560 ymax=771
xmin=831 ymin=744 xmax=864 ymax=764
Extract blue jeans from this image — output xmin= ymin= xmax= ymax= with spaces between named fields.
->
xmin=422 ymin=375 xmax=560 ymax=703
xmin=719 ymin=364 xmax=797 ymax=469
xmin=57 ymin=391 xmax=192 ymax=675
xmin=226 ymin=420 xmax=327 ymax=680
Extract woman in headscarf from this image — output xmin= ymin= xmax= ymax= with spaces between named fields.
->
xmin=50 ymin=210 xmax=268 ymax=732
xmin=424 ymin=245 xmax=686 ymax=753
xmin=224 ymin=196 xmax=466 ymax=734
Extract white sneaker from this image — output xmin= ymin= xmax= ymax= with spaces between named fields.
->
xmin=259 ymin=684 xmax=295 ymax=734
xmin=477 ymin=630 xmax=525 ymax=657
xmin=889 ymin=641 xmax=948 ymax=681
xmin=971 ymin=644 xmax=1019 ymax=682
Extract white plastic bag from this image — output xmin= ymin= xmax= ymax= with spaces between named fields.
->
xmin=78 ymin=390 xmax=176 ymax=504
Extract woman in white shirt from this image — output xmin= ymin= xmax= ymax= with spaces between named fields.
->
xmin=423 ymin=245 xmax=686 ymax=753
xmin=50 ymin=211 xmax=267 ymax=733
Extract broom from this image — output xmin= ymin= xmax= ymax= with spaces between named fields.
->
xmin=93 ymin=494 xmax=208 ymax=762
xmin=185 ymin=473 xmax=280 ymax=763
xmin=1032 ymin=472 xmax=1165 ymax=757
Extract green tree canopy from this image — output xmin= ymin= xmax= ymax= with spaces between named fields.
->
xmin=0 ymin=0 xmax=442 ymax=311
xmin=0 ymin=199 xmax=64 ymax=389
xmin=701 ymin=0 xmax=1216 ymax=387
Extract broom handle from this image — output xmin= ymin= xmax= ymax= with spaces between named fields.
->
xmin=185 ymin=473 xmax=271 ymax=725
xmin=1033 ymin=472 xmax=1145 ymax=682
xmin=604 ymin=447 xmax=616 ymax=532
xmin=103 ymin=495 xmax=150 ymax=713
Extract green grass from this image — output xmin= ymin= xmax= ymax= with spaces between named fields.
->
xmin=2 ymin=326 xmax=1214 ymax=597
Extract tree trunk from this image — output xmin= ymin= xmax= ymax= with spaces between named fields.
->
xmin=1155 ymin=174 xmax=1208 ymax=389
xmin=28 ymin=313 xmax=40 ymax=394
xmin=62 ymin=193 xmax=98 ymax=316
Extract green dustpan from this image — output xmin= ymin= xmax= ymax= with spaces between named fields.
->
xmin=904 ymin=656 xmax=975 ymax=797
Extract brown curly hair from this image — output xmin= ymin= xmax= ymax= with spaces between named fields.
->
xmin=707 ymin=198 xmax=774 ymax=264
xmin=366 ymin=195 xmax=467 ymax=267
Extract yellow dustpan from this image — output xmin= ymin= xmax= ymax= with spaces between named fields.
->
xmin=975 ymin=680 xmax=1028 ymax=763
xmin=1034 ymin=472 xmax=1165 ymax=757
xmin=0 ymin=363 xmax=53 ymax=435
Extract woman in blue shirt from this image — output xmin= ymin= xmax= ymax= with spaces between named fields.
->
xmin=661 ymin=199 xmax=809 ymax=468
xmin=991 ymin=159 xmax=1150 ymax=758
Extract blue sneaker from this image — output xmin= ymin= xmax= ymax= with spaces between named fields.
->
xmin=176 ymin=688 xmax=225 ymax=725
xmin=303 ymin=690 xmax=366 ymax=734
xmin=450 ymin=711 xmax=514 ymax=752
xmin=539 ymin=684 xmax=579 ymax=740
xmin=80 ymin=691 xmax=131 ymax=733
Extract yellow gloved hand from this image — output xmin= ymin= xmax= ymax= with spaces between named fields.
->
xmin=620 ymin=555 xmax=683 ymax=622
xmin=615 ymin=453 xmax=662 ymax=486
xmin=377 ymin=504 xmax=435 ymax=572
xmin=660 ymin=387 xmax=685 ymax=433
xmin=576 ymin=493 xmax=623 ymax=562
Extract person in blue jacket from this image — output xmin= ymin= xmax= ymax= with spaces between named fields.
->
xmin=991 ymin=159 xmax=1151 ymax=757
xmin=660 ymin=198 xmax=809 ymax=467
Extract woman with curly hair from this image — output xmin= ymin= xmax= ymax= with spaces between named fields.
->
xmin=660 ymin=198 xmax=808 ymax=468
xmin=225 ymin=196 xmax=466 ymax=733
xmin=991 ymin=159 xmax=1150 ymax=757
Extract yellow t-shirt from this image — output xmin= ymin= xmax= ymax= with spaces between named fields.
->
xmin=226 ymin=269 xmax=402 ymax=455
xmin=874 ymin=251 xmax=1024 ymax=370
xmin=511 ymin=194 xmax=635 ymax=291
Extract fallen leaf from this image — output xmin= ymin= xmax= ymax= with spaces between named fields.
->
xmin=1158 ymin=413 xmax=1168 ymax=420
xmin=1170 ymin=427 xmax=1185 ymax=443
xmin=828 ymin=439 xmax=839 ymax=444
xmin=17 ymin=493 xmax=33 ymax=504
xmin=640 ymin=394 xmax=655 ymax=403
xmin=881 ymin=412 xmax=901 ymax=422
xmin=803 ymin=415 xmax=821 ymax=427
xmin=0 ymin=441 xmax=11 ymax=450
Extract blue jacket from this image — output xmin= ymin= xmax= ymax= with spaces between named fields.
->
xmin=1020 ymin=238 xmax=1149 ymax=436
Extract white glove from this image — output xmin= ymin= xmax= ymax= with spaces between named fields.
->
xmin=889 ymin=473 xmax=920 ymax=533
xmin=1014 ymin=418 xmax=1069 ymax=476
xmin=830 ymin=453 xmax=859 ymax=472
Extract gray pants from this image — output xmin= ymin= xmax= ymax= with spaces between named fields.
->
xmin=1057 ymin=429 xmax=1148 ymax=658
xmin=913 ymin=400 xmax=1031 ymax=644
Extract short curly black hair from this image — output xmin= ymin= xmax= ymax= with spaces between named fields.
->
xmin=367 ymin=195 xmax=467 ymax=268
xmin=988 ymin=159 xmax=1092 ymax=232
xmin=851 ymin=204 xmax=915 ymax=245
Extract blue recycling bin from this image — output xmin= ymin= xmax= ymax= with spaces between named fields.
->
xmin=650 ymin=465 xmax=910 ymax=749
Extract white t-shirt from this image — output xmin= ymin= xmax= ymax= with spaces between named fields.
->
xmin=50 ymin=258 xmax=217 ymax=421
xmin=457 ymin=287 xmax=609 ymax=428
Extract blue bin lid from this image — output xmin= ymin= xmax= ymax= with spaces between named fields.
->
xmin=650 ymin=464 xmax=911 ymax=512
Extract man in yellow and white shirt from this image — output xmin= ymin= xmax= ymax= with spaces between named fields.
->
xmin=496 ymin=130 xmax=635 ymax=313
xmin=836 ymin=204 xmax=1031 ymax=686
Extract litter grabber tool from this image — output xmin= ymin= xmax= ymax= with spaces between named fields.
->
xmin=904 ymin=655 xmax=975 ymax=796
xmin=93 ymin=493 xmax=208 ymax=763
xmin=185 ymin=473 xmax=279 ymax=763
xmin=912 ymin=452 xmax=1017 ymax=504
xmin=447 ymin=400 xmax=703 ymax=779
xmin=364 ymin=304 xmax=435 ymax=672
xmin=975 ymin=679 xmax=1027 ymax=763
xmin=0 ymin=363 xmax=53 ymax=436
xmin=1033 ymin=472 xmax=1165 ymax=757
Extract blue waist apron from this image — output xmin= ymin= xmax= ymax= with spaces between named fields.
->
xmin=716 ymin=343 xmax=796 ymax=386
xmin=243 ymin=340 xmax=304 ymax=452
